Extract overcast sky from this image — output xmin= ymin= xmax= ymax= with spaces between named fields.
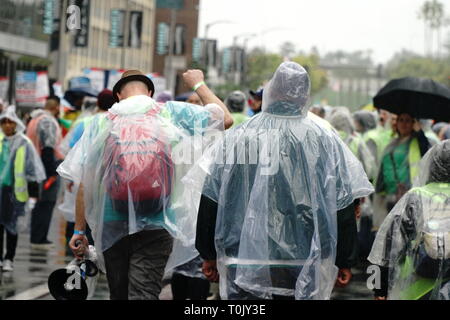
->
xmin=198 ymin=0 xmax=447 ymax=64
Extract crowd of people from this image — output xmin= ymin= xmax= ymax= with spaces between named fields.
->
xmin=0 ymin=61 xmax=449 ymax=300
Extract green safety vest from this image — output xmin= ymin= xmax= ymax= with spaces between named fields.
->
xmin=364 ymin=127 xmax=395 ymax=161
xmin=0 ymin=137 xmax=29 ymax=203
xmin=398 ymin=183 xmax=450 ymax=300
xmin=231 ymin=113 xmax=249 ymax=128
xmin=379 ymin=137 xmax=421 ymax=195
xmin=338 ymin=131 xmax=362 ymax=156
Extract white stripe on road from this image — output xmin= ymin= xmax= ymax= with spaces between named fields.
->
xmin=7 ymin=284 xmax=49 ymax=300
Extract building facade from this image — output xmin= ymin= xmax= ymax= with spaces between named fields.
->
xmin=49 ymin=0 xmax=156 ymax=89
xmin=153 ymin=0 xmax=200 ymax=95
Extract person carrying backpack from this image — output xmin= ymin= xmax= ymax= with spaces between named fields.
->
xmin=369 ymin=140 xmax=450 ymax=300
xmin=57 ymin=69 xmax=233 ymax=300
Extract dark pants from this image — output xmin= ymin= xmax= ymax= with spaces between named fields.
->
xmin=171 ymin=273 xmax=210 ymax=300
xmin=103 ymin=229 xmax=173 ymax=300
xmin=0 ymin=224 xmax=18 ymax=261
xmin=225 ymin=266 xmax=296 ymax=300
xmin=358 ymin=216 xmax=375 ymax=261
xmin=30 ymin=201 xmax=56 ymax=243
xmin=0 ymin=187 xmax=18 ymax=261
xmin=30 ymin=178 xmax=59 ymax=244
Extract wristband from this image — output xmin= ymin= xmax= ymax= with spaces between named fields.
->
xmin=74 ymin=230 xmax=85 ymax=236
xmin=192 ymin=81 xmax=206 ymax=91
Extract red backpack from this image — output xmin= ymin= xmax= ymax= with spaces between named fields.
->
xmin=103 ymin=107 xmax=174 ymax=216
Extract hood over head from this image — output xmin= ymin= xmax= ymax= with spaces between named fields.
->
xmin=262 ymin=62 xmax=310 ymax=117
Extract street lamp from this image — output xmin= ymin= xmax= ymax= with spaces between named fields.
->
xmin=231 ymin=33 xmax=257 ymax=86
xmin=232 ymin=33 xmax=258 ymax=47
xmin=202 ymin=20 xmax=234 ymax=68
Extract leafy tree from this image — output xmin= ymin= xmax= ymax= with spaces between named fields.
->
xmin=246 ymin=48 xmax=328 ymax=96
xmin=246 ymin=48 xmax=284 ymax=90
xmin=279 ymin=42 xmax=296 ymax=59
xmin=291 ymin=54 xmax=328 ymax=96
xmin=418 ymin=0 xmax=446 ymax=56
xmin=386 ymin=56 xmax=450 ymax=87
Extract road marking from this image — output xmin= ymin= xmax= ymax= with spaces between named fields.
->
xmin=7 ymin=284 xmax=49 ymax=300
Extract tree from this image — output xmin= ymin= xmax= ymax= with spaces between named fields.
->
xmin=279 ymin=42 xmax=296 ymax=59
xmin=291 ymin=54 xmax=328 ymax=96
xmin=386 ymin=56 xmax=450 ymax=87
xmin=418 ymin=0 xmax=446 ymax=57
xmin=246 ymin=48 xmax=328 ymax=96
xmin=246 ymin=48 xmax=284 ymax=90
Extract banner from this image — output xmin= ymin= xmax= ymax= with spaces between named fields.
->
xmin=16 ymin=71 xmax=49 ymax=108
xmin=156 ymin=0 xmax=184 ymax=9
xmin=74 ymin=0 xmax=90 ymax=47
xmin=43 ymin=0 xmax=55 ymax=35
xmin=109 ymin=9 xmax=125 ymax=48
xmin=69 ymin=76 xmax=91 ymax=89
xmin=157 ymin=23 xmax=170 ymax=55
xmin=0 ymin=76 xmax=9 ymax=103
xmin=107 ymin=69 xmax=125 ymax=90
xmin=129 ymin=11 xmax=143 ymax=48
xmin=148 ymin=73 xmax=167 ymax=97
xmin=83 ymin=68 xmax=106 ymax=92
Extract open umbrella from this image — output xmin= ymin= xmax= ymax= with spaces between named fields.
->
xmin=373 ymin=77 xmax=450 ymax=122
xmin=63 ymin=87 xmax=99 ymax=109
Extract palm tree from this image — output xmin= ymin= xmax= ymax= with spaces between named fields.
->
xmin=419 ymin=0 xmax=445 ymax=57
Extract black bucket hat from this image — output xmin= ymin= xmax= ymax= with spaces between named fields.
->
xmin=112 ymin=70 xmax=155 ymax=102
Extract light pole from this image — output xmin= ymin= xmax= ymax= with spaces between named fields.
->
xmin=231 ymin=33 xmax=257 ymax=86
xmin=202 ymin=20 xmax=234 ymax=68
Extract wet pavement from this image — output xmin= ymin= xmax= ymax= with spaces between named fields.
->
xmin=0 ymin=207 xmax=373 ymax=300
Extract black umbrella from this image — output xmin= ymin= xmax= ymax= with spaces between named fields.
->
xmin=63 ymin=87 xmax=99 ymax=109
xmin=373 ymin=77 xmax=450 ymax=122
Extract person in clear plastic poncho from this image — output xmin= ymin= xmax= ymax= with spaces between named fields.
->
xmin=189 ymin=62 xmax=374 ymax=300
xmin=369 ymin=140 xmax=450 ymax=300
xmin=0 ymin=107 xmax=46 ymax=270
xmin=329 ymin=107 xmax=377 ymax=181
xmin=57 ymin=69 xmax=232 ymax=300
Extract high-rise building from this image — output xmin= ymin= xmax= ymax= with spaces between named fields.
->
xmin=48 ymin=0 xmax=156 ymax=89
xmin=153 ymin=0 xmax=200 ymax=95
xmin=0 ymin=0 xmax=50 ymax=59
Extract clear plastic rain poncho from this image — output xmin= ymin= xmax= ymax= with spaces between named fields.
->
xmin=329 ymin=108 xmax=377 ymax=181
xmin=184 ymin=62 xmax=374 ymax=300
xmin=57 ymin=95 xmax=224 ymax=271
xmin=27 ymin=109 xmax=64 ymax=160
xmin=0 ymin=107 xmax=46 ymax=234
xmin=369 ymin=140 xmax=450 ymax=300
xmin=353 ymin=110 xmax=377 ymax=134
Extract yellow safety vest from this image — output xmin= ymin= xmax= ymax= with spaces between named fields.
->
xmin=408 ymin=138 xmax=421 ymax=182
xmin=0 ymin=138 xmax=29 ymax=203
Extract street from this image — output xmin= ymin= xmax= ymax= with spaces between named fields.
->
xmin=0 ymin=207 xmax=373 ymax=300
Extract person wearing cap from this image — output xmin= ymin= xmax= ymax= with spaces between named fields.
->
xmin=58 ymin=69 xmax=232 ymax=300
xmin=0 ymin=107 xmax=46 ymax=271
xmin=192 ymin=62 xmax=373 ymax=299
xmin=26 ymin=96 xmax=65 ymax=250
xmin=248 ymin=88 xmax=263 ymax=116
xmin=225 ymin=91 xmax=249 ymax=128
